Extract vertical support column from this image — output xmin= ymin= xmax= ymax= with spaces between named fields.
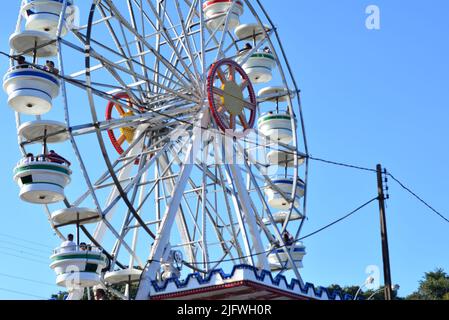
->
xmin=227 ymin=163 xmax=270 ymax=271
xmin=135 ymin=112 xmax=207 ymax=300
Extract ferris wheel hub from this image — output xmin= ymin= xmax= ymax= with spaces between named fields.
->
xmin=119 ymin=111 xmax=137 ymax=143
xmin=207 ymin=59 xmax=257 ymax=135
xmin=221 ymin=81 xmax=245 ymax=115
xmin=106 ymin=93 xmax=139 ymax=156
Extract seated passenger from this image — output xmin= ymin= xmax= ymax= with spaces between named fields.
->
xmin=94 ymin=288 xmax=108 ymax=301
xmin=35 ymin=154 xmax=47 ymax=162
xmin=282 ymin=231 xmax=294 ymax=246
xmin=60 ymin=234 xmax=76 ymax=253
xmin=263 ymin=46 xmax=272 ymax=54
xmin=47 ymin=150 xmax=71 ymax=166
xmin=239 ymin=43 xmax=252 ymax=55
xmin=80 ymin=242 xmax=88 ymax=251
xmin=15 ymin=55 xmax=29 ymax=69
xmin=44 ymin=60 xmax=59 ymax=75
xmin=22 ymin=153 xmax=35 ymax=165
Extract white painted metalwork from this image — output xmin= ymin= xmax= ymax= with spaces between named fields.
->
xmin=6 ymin=0 xmax=310 ymax=300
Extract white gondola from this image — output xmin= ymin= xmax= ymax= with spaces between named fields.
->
xmin=19 ymin=120 xmax=69 ymax=144
xmin=237 ymin=52 xmax=276 ymax=84
xmin=13 ymin=158 xmax=72 ymax=204
xmin=258 ymin=112 xmax=295 ymax=144
xmin=235 ymin=23 xmax=270 ymax=42
xmin=22 ymin=0 xmax=75 ymax=36
xmin=51 ymin=207 xmax=101 ymax=226
xmin=50 ymin=246 xmax=108 ymax=288
xmin=9 ymin=30 xmax=58 ymax=57
xmin=267 ymin=149 xmax=305 ymax=167
xmin=3 ymin=66 xmax=60 ymax=115
xmin=265 ymin=177 xmax=305 ymax=210
xmin=268 ymin=242 xmax=306 ymax=271
xmin=203 ymin=0 xmax=243 ymax=31
xmin=104 ymin=269 xmax=142 ymax=285
xmin=263 ymin=211 xmax=303 ymax=225
xmin=258 ymin=86 xmax=290 ymax=103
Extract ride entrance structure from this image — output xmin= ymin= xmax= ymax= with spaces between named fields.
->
xmin=3 ymin=0 xmax=350 ymax=301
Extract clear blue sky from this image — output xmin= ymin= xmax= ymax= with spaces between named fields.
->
xmin=0 ymin=0 xmax=448 ymax=300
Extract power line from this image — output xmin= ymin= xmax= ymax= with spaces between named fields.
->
xmin=0 ymin=239 xmax=52 ymax=255
xmin=307 ymin=156 xmax=449 ymax=226
xmin=0 ymin=272 xmax=57 ymax=288
xmin=0 ymin=287 xmax=47 ymax=300
xmin=388 ymin=172 xmax=449 ymax=224
xmin=0 ymin=246 xmax=49 ymax=260
xmin=0 ymin=250 xmax=49 ymax=265
xmin=0 ymin=232 xmax=54 ymax=249
xmin=308 ymin=156 xmax=377 ymax=173
xmin=299 ymin=197 xmax=379 ymax=241
xmin=185 ymin=196 xmax=378 ymax=266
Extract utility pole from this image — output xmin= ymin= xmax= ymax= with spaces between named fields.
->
xmin=376 ymin=164 xmax=393 ymax=300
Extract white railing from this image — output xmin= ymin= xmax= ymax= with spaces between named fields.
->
xmin=18 ymin=154 xmax=71 ymax=167
xmin=270 ymin=175 xmax=305 ymax=184
xmin=7 ymin=64 xmax=60 ymax=76
xmin=52 ymin=245 xmax=103 ymax=255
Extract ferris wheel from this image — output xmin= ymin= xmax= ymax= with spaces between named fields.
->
xmin=4 ymin=0 xmax=309 ymax=300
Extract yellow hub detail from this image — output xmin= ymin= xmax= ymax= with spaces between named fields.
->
xmin=221 ymin=81 xmax=245 ymax=116
xmin=119 ymin=111 xmax=136 ymax=143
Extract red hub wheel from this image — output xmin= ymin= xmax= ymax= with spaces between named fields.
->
xmin=207 ymin=59 xmax=257 ymax=137
xmin=105 ymin=92 xmax=136 ymax=156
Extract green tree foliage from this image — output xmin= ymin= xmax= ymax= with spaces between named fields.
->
xmin=327 ymin=284 xmax=367 ymax=299
xmin=329 ymin=268 xmax=449 ymax=301
xmin=364 ymin=286 xmax=400 ymax=300
xmin=108 ymin=283 xmax=139 ymax=300
xmin=50 ymin=291 xmax=68 ymax=300
xmin=327 ymin=284 xmax=399 ymax=300
xmin=407 ymin=268 xmax=449 ymax=300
